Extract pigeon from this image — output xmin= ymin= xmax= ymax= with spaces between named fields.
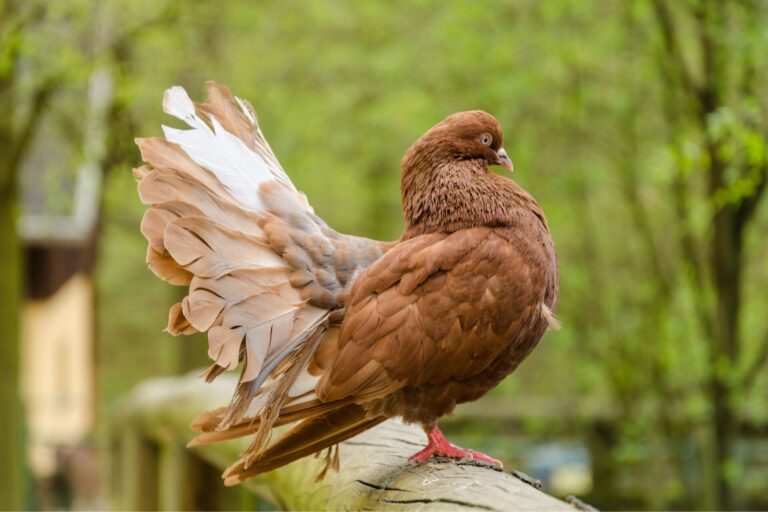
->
xmin=134 ymin=82 xmax=558 ymax=485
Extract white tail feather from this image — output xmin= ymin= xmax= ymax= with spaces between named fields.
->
xmin=161 ymin=86 xmax=304 ymax=213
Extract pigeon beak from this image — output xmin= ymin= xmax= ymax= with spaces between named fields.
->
xmin=497 ymin=148 xmax=513 ymax=172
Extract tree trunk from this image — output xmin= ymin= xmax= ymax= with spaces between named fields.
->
xmin=0 ymin=176 xmax=26 ymax=510
xmin=708 ymin=198 xmax=743 ymax=510
xmin=703 ymin=63 xmax=743 ymax=500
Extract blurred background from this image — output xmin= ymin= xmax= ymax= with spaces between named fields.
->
xmin=1 ymin=0 xmax=768 ymax=510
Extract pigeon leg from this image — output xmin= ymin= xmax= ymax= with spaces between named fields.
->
xmin=408 ymin=424 xmax=503 ymax=467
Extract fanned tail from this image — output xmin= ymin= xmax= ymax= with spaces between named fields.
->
xmin=134 ymin=82 xmax=387 ymax=479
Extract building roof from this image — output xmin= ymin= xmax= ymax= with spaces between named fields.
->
xmin=19 ymin=69 xmax=112 ymax=246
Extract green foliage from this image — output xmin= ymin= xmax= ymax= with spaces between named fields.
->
xmin=6 ymin=0 xmax=768 ymax=509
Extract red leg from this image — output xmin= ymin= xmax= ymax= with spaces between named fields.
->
xmin=408 ymin=424 xmax=503 ymax=467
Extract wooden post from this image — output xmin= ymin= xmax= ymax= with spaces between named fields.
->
xmin=113 ymin=374 xmax=575 ymax=511
xmin=157 ymin=441 xmax=191 ymax=511
xmin=118 ymin=426 xmax=158 ymax=511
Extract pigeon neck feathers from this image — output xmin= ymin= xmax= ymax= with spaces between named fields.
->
xmin=400 ymin=111 xmax=545 ymax=239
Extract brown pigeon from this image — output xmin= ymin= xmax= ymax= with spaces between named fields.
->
xmin=134 ymin=82 xmax=558 ymax=485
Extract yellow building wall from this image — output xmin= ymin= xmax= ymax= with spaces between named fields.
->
xmin=21 ymin=272 xmax=94 ymax=476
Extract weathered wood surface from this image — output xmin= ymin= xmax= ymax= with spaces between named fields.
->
xmin=114 ymin=373 xmax=574 ymax=511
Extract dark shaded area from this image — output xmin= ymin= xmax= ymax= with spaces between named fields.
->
xmin=24 ymin=241 xmax=97 ymax=300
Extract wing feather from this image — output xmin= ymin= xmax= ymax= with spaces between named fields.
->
xmin=318 ymin=228 xmax=548 ymax=402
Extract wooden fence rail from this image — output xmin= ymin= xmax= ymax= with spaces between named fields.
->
xmin=110 ymin=373 xmax=577 ymax=511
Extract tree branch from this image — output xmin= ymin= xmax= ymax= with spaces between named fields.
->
xmin=693 ymin=0 xmax=724 ymax=116
xmin=649 ymin=0 xmax=702 ymax=115
xmin=672 ymin=167 xmax=715 ymax=335
xmin=5 ymin=76 xmax=60 ymax=184
xmin=736 ymin=164 xmax=767 ymax=228
xmin=741 ymin=336 xmax=768 ymax=392
xmin=107 ymin=2 xmax=181 ymax=57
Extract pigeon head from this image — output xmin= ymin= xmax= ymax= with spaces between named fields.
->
xmin=400 ymin=111 xmax=531 ymax=238
xmin=402 ymin=110 xmax=513 ymax=175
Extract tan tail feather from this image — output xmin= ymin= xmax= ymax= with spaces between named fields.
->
xmin=222 ymin=404 xmax=385 ymax=486
xmin=189 ymin=406 xmax=230 ymax=433
xmin=187 ymin=397 xmax=354 ymax=447
xmin=196 ymin=82 xmax=255 ymax=150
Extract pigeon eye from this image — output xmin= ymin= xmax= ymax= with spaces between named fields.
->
xmin=480 ymin=134 xmax=492 ymax=146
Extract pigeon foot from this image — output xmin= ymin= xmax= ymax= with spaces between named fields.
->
xmin=408 ymin=424 xmax=503 ymax=468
